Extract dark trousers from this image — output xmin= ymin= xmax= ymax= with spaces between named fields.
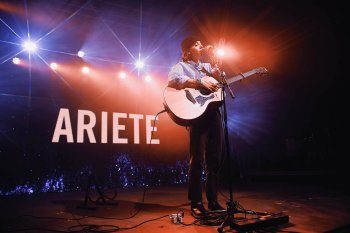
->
xmin=188 ymin=109 xmax=223 ymax=202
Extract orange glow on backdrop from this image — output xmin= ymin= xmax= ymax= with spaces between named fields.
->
xmin=0 ymin=2 xmax=23 ymax=15
xmin=38 ymin=61 xmax=189 ymax=160
xmin=192 ymin=6 xmax=278 ymax=75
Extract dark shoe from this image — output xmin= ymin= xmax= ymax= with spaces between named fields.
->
xmin=208 ymin=201 xmax=225 ymax=211
xmin=191 ymin=201 xmax=207 ymax=216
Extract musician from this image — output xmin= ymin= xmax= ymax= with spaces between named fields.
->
xmin=168 ymin=36 xmax=225 ymax=216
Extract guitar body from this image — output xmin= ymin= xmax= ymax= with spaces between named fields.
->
xmin=163 ymin=67 xmax=268 ymax=126
xmin=163 ymin=77 xmax=223 ymax=126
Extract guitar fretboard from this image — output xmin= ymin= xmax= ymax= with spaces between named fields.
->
xmin=226 ymin=69 xmax=258 ymax=85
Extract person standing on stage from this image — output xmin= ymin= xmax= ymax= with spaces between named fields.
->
xmin=168 ymin=36 xmax=225 ymax=216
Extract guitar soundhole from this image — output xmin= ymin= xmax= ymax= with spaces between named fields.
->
xmin=199 ymin=89 xmax=211 ymax=96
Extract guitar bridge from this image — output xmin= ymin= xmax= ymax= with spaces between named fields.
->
xmin=185 ymin=90 xmax=196 ymax=104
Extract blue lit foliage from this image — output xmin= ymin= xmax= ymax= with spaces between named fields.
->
xmin=42 ymin=175 xmax=64 ymax=192
xmin=111 ymin=154 xmax=188 ymax=188
xmin=0 ymin=154 xmax=189 ymax=195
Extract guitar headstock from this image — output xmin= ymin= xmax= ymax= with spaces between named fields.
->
xmin=254 ymin=67 xmax=268 ymax=74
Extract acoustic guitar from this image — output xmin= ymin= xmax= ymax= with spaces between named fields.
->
xmin=163 ymin=67 xmax=268 ymax=126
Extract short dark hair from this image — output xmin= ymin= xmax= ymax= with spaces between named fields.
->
xmin=181 ymin=36 xmax=200 ymax=53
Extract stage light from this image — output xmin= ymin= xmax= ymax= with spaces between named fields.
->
xmin=50 ymin=62 xmax=58 ymax=70
xmin=77 ymin=51 xmax=85 ymax=58
xmin=81 ymin=66 xmax=90 ymax=74
xmin=119 ymin=71 xmax=126 ymax=79
xmin=22 ymin=40 xmax=37 ymax=53
xmin=145 ymin=75 xmax=152 ymax=82
xmin=216 ymin=48 xmax=225 ymax=57
xmin=12 ymin=57 xmax=20 ymax=65
xmin=135 ymin=60 xmax=144 ymax=69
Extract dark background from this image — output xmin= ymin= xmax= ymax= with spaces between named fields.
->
xmin=0 ymin=0 xmax=347 ymax=194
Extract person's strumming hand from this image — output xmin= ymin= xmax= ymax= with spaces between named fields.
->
xmin=201 ymin=76 xmax=220 ymax=92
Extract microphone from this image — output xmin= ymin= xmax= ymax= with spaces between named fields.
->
xmin=201 ymin=45 xmax=215 ymax=56
xmin=201 ymin=45 xmax=220 ymax=66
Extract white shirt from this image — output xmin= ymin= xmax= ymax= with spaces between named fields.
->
xmin=168 ymin=60 xmax=213 ymax=90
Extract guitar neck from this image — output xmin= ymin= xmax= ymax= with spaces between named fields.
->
xmin=226 ymin=69 xmax=257 ymax=85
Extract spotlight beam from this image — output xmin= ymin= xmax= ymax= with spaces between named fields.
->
xmin=36 ymin=53 xmax=74 ymax=90
xmin=143 ymin=64 xmax=171 ymax=70
xmin=143 ymin=6 xmax=191 ymax=61
xmin=100 ymin=18 xmax=136 ymax=61
xmin=138 ymin=0 xmax=143 ymax=62
xmin=0 ymin=49 xmax=24 ymax=64
xmin=24 ymin=0 xmax=30 ymax=41
xmin=23 ymin=0 xmax=33 ymax=136
xmin=39 ymin=48 xmax=77 ymax=56
xmin=26 ymin=53 xmax=32 ymax=136
xmin=0 ymin=18 xmax=23 ymax=39
xmin=0 ymin=92 xmax=51 ymax=100
xmin=0 ymin=39 xmax=21 ymax=46
xmin=144 ymin=28 xmax=179 ymax=61
xmin=144 ymin=16 xmax=188 ymax=61
xmin=37 ymin=54 xmax=83 ymax=103
xmin=83 ymin=55 xmax=133 ymax=65
xmin=35 ymin=0 xmax=92 ymax=43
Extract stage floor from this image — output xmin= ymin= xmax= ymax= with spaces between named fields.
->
xmin=1 ymin=181 xmax=349 ymax=233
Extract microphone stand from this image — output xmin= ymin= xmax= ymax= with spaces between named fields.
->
xmin=216 ymin=68 xmax=290 ymax=232
xmin=217 ymin=69 xmax=240 ymax=233
xmin=221 ymin=71 xmax=235 ymax=99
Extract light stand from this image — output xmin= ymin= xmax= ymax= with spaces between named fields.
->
xmin=77 ymin=174 xmax=118 ymax=210
xmin=216 ymin=71 xmax=289 ymax=233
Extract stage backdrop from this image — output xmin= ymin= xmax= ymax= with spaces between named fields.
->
xmin=1 ymin=0 xmax=346 ymax=194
